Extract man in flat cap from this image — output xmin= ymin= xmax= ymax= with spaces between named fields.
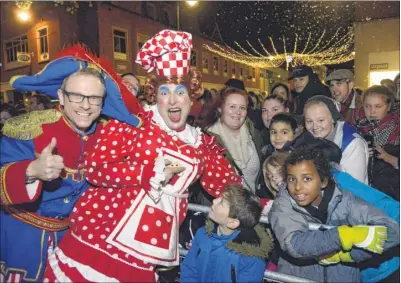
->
xmin=326 ymin=69 xmax=362 ymax=124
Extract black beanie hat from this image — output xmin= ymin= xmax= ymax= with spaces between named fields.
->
xmin=224 ymin=78 xmax=246 ymax=91
xmin=306 ymin=95 xmax=341 ymax=121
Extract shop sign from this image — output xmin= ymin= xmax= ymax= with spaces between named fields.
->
xmin=370 ymin=63 xmax=389 ymax=70
xmin=17 ymin=52 xmax=31 ymax=63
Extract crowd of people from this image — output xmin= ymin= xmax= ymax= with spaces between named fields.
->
xmin=0 ymin=29 xmax=400 ymax=283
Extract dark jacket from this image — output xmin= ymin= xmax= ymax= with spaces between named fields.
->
xmin=260 ymin=127 xmax=270 ymax=148
xmin=292 ymin=74 xmax=331 ymax=115
xmin=370 ymin=144 xmax=400 ymax=201
xmin=247 ymin=107 xmax=265 ymax=131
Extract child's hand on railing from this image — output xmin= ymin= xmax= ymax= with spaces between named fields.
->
xmin=338 ymin=225 xmax=387 ymax=254
xmin=318 ymin=250 xmax=354 ymax=265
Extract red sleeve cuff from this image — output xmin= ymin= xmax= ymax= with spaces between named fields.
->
xmin=1 ymin=160 xmax=43 ymax=205
xmin=140 ymin=164 xmax=156 ymax=192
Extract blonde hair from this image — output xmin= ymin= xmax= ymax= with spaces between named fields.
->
xmin=263 ymin=151 xmax=289 ymax=197
xmin=363 ymin=85 xmax=395 ymax=107
xmin=61 ymin=68 xmax=106 ymax=95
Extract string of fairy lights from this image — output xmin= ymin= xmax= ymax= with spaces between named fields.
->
xmin=203 ymin=28 xmax=355 ymax=70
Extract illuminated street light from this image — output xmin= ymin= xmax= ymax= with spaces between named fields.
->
xmin=15 ymin=1 xmax=32 ymax=22
xmin=17 ymin=10 xmax=31 ymax=22
xmin=177 ymin=1 xmax=198 ymax=30
xmin=186 ymin=1 xmax=198 ymax=7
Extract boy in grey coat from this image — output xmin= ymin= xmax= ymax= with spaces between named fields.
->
xmin=268 ymin=146 xmax=399 ymax=282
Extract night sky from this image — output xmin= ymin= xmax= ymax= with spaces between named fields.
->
xmin=208 ymin=2 xmax=355 ymax=47
xmin=193 ymin=1 xmax=400 ymax=70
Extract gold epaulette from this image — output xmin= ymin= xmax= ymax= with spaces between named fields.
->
xmin=2 ymin=109 xmax=62 ymax=140
xmin=99 ymin=115 xmax=110 ymax=126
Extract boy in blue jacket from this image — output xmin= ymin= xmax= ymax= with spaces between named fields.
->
xmin=180 ymin=184 xmax=272 ymax=283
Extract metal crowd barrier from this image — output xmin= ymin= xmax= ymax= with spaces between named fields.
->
xmin=178 ymin=248 xmax=317 ymax=283
xmin=185 ymin=203 xmax=327 ymax=283
xmin=188 ymin=203 xmax=333 ymax=231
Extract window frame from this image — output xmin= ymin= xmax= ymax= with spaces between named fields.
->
xmin=223 ymin=59 xmax=228 ymax=77
xmin=36 ymin=26 xmax=49 ymax=63
xmin=212 ymin=55 xmax=219 ymax=75
xmin=202 ymin=52 xmax=209 ymax=74
xmin=190 ymin=49 xmax=197 ymax=69
xmin=161 ymin=8 xmax=171 ymax=25
xmin=4 ymin=33 xmax=30 ymax=70
xmin=137 ymin=33 xmax=150 ymax=53
xmin=113 ymin=27 xmax=128 ymax=61
xmin=146 ymin=2 xmax=158 ymax=20
xmin=231 ymin=62 xmax=236 ymax=78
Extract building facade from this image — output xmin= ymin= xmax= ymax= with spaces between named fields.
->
xmin=354 ymin=2 xmax=400 ymax=89
xmin=1 ymin=1 xmax=288 ymax=104
xmin=0 ymin=1 xmax=80 ymax=103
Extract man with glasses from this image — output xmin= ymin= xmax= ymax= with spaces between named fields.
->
xmin=0 ymin=65 xmax=107 ymax=281
xmin=326 ymin=69 xmax=361 ymax=124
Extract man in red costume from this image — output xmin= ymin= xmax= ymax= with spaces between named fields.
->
xmin=0 ymin=46 xmax=142 ymax=283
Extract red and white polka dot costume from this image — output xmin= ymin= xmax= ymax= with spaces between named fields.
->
xmin=43 ymin=105 xmax=241 ymax=282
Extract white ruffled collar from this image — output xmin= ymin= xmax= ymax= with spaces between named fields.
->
xmin=145 ymin=104 xmax=202 ymax=148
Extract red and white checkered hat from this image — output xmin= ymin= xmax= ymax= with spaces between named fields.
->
xmin=135 ymin=30 xmax=193 ymax=77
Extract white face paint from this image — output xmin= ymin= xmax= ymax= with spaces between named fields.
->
xmin=156 ymin=84 xmax=191 ymax=132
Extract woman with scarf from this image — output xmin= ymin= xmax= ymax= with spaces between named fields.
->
xmin=205 ymin=86 xmax=263 ymax=195
xmin=42 ymin=30 xmax=241 ymax=282
xmin=355 ymin=85 xmax=400 ymax=200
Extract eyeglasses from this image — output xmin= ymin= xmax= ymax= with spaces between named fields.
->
xmin=62 ymin=89 xmax=104 ymax=106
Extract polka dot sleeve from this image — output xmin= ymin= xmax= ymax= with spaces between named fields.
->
xmin=199 ymin=135 xmax=242 ymax=198
xmin=84 ymin=120 xmax=158 ymax=191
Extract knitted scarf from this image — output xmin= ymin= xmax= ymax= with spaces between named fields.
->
xmin=355 ymin=103 xmax=400 ymax=147
xmin=208 ymin=120 xmax=251 ymax=170
xmin=340 ymin=89 xmax=355 ymax=115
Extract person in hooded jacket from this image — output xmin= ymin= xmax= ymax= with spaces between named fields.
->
xmin=268 ymin=146 xmax=399 ymax=283
xmin=289 ymin=65 xmax=331 ymax=115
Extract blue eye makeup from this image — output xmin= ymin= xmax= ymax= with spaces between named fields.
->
xmin=175 ymin=84 xmax=188 ymax=95
xmin=158 ymin=86 xmax=170 ymax=95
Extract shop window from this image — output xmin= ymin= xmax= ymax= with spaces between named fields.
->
xmin=113 ymin=28 xmax=128 ymax=61
xmin=4 ymin=34 xmax=29 ymax=69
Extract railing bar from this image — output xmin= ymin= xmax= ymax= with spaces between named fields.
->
xmin=187 ymin=203 xmax=333 ymax=230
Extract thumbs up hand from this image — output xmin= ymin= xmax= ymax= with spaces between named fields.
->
xmin=26 ymin=138 xmax=65 ymax=182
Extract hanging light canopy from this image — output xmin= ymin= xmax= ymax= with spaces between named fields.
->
xmin=203 ymin=28 xmax=355 ymax=70
xmin=15 ymin=0 xmax=32 ymax=10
